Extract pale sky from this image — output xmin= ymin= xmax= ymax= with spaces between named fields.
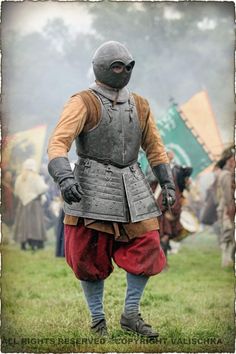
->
xmin=2 ymin=1 xmax=220 ymax=37
xmin=2 ymin=1 xmax=94 ymax=36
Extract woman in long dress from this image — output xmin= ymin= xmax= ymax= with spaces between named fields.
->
xmin=13 ymin=158 xmax=48 ymax=250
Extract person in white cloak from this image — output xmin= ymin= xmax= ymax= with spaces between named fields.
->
xmin=13 ymin=158 xmax=48 ymax=250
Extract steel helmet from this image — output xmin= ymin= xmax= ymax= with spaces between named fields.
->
xmin=92 ymin=41 xmax=135 ymax=89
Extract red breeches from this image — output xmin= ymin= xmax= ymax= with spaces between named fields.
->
xmin=64 ymin=224 xmax=166 ymax=281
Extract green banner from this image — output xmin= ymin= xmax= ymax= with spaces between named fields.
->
xmin=138 ymin=104 xmax=212 ymax=178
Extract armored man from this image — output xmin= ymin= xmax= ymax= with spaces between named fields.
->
xmin=48 ymin=41 xmax=176 ymax=337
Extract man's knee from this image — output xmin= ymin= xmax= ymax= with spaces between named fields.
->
xmin=64 ymin=224 xmax=114 ymax=280
xmin=113 ymin=230 xmax=166 ymax=276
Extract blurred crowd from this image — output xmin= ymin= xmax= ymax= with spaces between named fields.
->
xmin=147 ymin=145 xmax=235 ymax=269
xmin=1 ymin=145 xmax=235 ymax=268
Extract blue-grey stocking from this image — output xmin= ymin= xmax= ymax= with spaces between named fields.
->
xmin=124 ymin=272 xmax=149 ymax=318
xmin=80 ymin=279 xmax=105 ymax=325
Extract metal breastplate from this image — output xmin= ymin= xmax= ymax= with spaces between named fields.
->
xmin=75 ymin=92 xmax=142 ymax=167
xmin=64 ymin=158 xmax=161 ymax=223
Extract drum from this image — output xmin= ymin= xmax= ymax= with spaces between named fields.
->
xmin=174 ymin=209 xmax=200 ymax=241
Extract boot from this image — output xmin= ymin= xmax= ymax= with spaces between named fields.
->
xmin=91 ymin=319 xmax=108 ymax=336
xmin=120 ymin=313 xmax=158 ymax=337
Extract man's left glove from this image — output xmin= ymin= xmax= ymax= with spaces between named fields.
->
xmin=152 ymin=164 xmax=176 ymax=208
xmin=48 ymin=157 xmax=84 ymax=205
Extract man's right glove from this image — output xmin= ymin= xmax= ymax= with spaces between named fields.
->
xmin=152 ymin=163 xmax=176 ymax=208
xmin=48 ymin=157 xmax=84 ymax=205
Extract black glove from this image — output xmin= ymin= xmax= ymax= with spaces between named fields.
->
xmin=161 ymin=186 xmax=176 ymax=208
xmin=48 ymin=157 xmax=84 ymax=205
xmin=152 ymin=163 xmax=176 ymax=207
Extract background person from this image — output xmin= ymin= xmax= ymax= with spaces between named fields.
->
xmin=215 ymin=145 xmax=235 ymax=267
xmin=13 ymin=158 xmax=48 ymax=251
xmin=200 ymin=164 xmax=221 ymax=241
xmin=158 ymin=161 xmax=193 ymax=265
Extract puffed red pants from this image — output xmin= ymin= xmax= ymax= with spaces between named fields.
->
xmin=64 ymin=224 xmax=166 ymax=281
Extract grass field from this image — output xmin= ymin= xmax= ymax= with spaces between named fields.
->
xmin=1 ymin=228 xmax=235 ymax=353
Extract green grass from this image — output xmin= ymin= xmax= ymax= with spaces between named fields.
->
xmin=1 ymin=228 xmax=235 ymax=353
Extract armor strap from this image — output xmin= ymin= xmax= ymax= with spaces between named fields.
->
xmin=98 ymin=95 xmax=115 ymax=122
xmin=127 ymin=96 xmax=135 ymax=121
